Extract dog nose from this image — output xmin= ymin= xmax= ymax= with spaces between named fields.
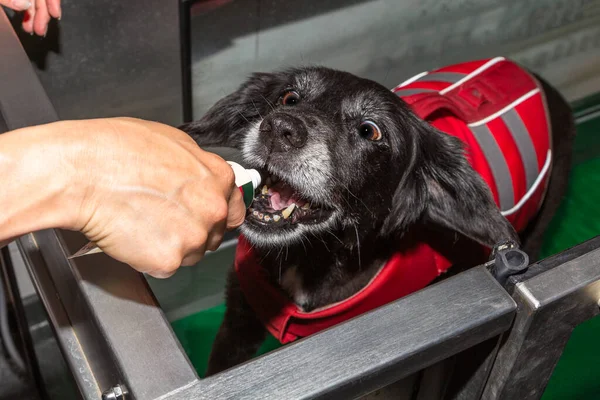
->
xmin=261 ymin=113 xmax=308 ymax=152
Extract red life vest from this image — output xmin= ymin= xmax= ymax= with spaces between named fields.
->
xmin=235 ymin=57 xmax=552 ymax=344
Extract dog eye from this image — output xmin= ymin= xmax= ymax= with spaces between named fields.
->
xmin=281 ymin=90 xmax=301 ymax=106
xmin=358 ymin=121 xmax=382 ymax=141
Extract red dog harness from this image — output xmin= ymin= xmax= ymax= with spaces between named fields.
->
xmin=235 ymin=57 xmax=552 ymax=344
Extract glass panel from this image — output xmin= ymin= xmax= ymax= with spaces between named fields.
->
xmin=540 ymin=103 xmax=600 ymax=258
xmin=542 ymin=314 xmax=600 ymax=399
xmin=189 ymin=0 xmax=600 ymax=119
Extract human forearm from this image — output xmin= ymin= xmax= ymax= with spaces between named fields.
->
xmin=0 ymin=122 xmax=81 ymax=243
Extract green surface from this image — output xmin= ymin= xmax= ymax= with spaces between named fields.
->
xmin=172 ymin=102 xmax=600 ymax=393
xmin=171 ymin=304 xmax=282 ymax=378
xmin=539 ymin=111 xmax=600 ymax=399
xmin=539 ymin=114 xmax=600 ymax=258
xmin=543 ymin=316 xmax=600 ymax=400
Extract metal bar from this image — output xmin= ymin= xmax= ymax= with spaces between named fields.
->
xmin=17 ymin=234 xmax=101 ymax=399
xmin=55 ymin=230 xmax=199 ymax=399
xmin=168 ymin=266 xmax=516 ymax=400
xmin=483 ymin=236 xmax=600 ymax=400
xmin=179 ymin=0 xmax=193 ymax=122
xmin=0 ymin=246 xmax=50 ymax=399
xmin=0 ymin=10 xmax=198 ymax=399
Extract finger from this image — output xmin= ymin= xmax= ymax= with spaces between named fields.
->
xmin=47 ymin=0 xmax=60 ymax=19
xmin=33 ymin=0 xmax=50 ymax=36
xmin=181 ymin=250 xmax=206 ymax=267
xmin=0 ymin=0 xmax=31 ymax=11
xmin=205 ymin=225 xmax=226 ymax=252
xmin=226 ymin=188 xmax=246 ymax=230
xmin=21 ymin=2 xmax=34 ymax=34
xmin=146 ymin=269 xmax=177 ymax=279
xmin=181 ymin=236 xmax=208 ymax=266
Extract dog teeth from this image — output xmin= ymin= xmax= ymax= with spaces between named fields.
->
xmin=273 ymin=214 xmax=281 ymax=222
xmin=264 ymin=215 xmax=271 ymax=222
xmin=301 ymin=203 xmax=310 ymax=210
xmin=281 ymin=203 xmax=296 ymax=219
xmin=261 ymin=185 xmax=268 ymax=195
xmin=258 ymin=213 xmax=264 ymax=220
xmin=253 ymin=211 xmax=259 ymax=217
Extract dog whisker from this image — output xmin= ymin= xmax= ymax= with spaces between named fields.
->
xmin=354 ymin=223 xmax=362 ymax=272
xmin=236 ymin=110 xmax=251 ymax=125
xmin=299 ymin=234 xmax=310 ymax=254
xmin=278 ymin=257 xmax=283 ymax=283
xmin=250 ymin=98 xmax=263 ymax=119
xmin=330 ymin=175 xmax=374 ymax=217
xmin=261 ymin=94 xmax=276 ymax=113
xmin=310 ymin=231 xmax=331 ymax=252
xmin=325 ymin=229 xmax=344 ymax=245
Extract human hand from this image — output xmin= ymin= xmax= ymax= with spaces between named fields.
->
xmin=60 ymin=117 xmax=245 ymax=278
xmin=0 ymin=0 xmax=61 ymax=36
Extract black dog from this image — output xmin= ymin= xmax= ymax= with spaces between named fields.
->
xmin=180 ymin=60 xmax=574 ymax=376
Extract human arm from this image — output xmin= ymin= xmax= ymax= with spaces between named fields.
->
xmin=0 ymin=117 xmax=245 ymax=278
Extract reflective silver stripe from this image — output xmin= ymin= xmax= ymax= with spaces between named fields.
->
xmin=415 ymin=72 xmax=466 ymax=83
xmin=394 ymin=88 xmax=436 ymax=97
xmin=501 ymin=109 xmax=539 ymax=190
xmin=470 ymin=124 xmax=514 ymax=211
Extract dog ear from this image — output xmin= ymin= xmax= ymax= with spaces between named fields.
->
xmin=383 ymin=117 xmax=518 ymax=248
xmin=179 ymin=72 xmax=281 ymax=149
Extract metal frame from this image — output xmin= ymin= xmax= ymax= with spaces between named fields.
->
xmin=0 ymin=246 xmax=51 ymax=399
xmin=483 ymin=236 xmax=600 ymax=399
xmin=4 ymin=7 xmax=600 ymax=400
xmin=170 ymin=266 xmax=516 ymax=400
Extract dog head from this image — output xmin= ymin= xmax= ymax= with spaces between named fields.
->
xmin=181 ymin=67 xmax=517 ymax=251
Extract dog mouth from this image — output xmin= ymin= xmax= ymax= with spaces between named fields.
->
xmin=246 ymin=172 xmax=334 ymax=226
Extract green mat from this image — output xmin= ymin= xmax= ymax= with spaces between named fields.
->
xmin=540 ymin=114 xmax=600 ymax=258
xmin=172 ymin=304 xmax=282 ymax=378
xmin=539 ymin=113 xmax=600 ymax=399
xmin=172 ymin=105 xmax=600 ymax=394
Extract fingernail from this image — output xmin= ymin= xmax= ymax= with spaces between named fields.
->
xmin=11 ymin=0 xmax=31 ymax=11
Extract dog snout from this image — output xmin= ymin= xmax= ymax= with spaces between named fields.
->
xmin=261 ymin=113 xmax=308 ymax=152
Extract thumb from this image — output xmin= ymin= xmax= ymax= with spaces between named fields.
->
xmin=226 ymin=187 xmax=246 ymax=230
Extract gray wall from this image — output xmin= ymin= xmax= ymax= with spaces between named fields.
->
xmin=10 ymin=0 xmax=600 ymax=125
xmin=190 ymin=0 xmax=600 ymax=118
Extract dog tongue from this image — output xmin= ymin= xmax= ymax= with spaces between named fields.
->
xmin=269 ymin=182 xmax=306 ymax=210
